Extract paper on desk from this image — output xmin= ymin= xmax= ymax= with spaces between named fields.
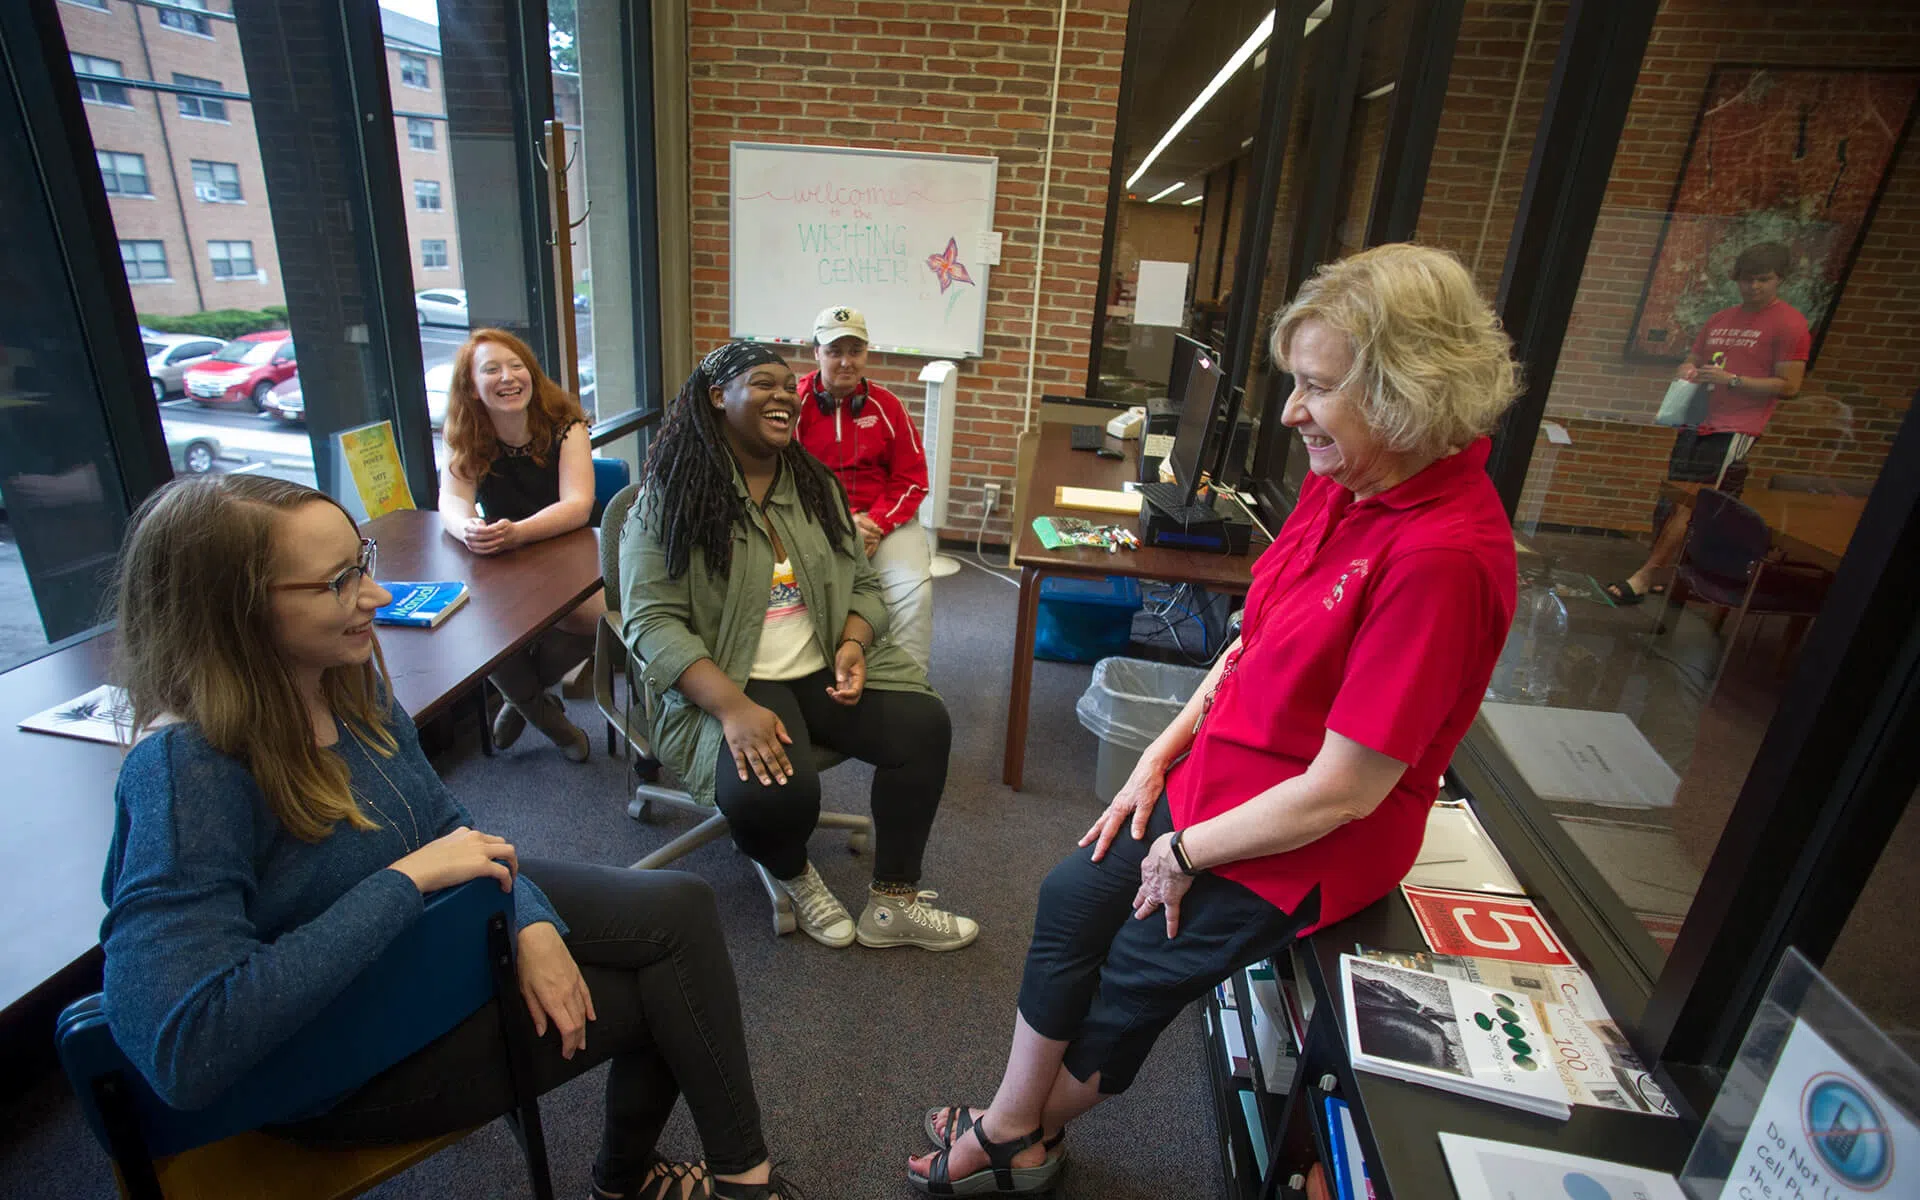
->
xmin=1055 ymin=486 xmax=1142 ymax=516
xmin=1439 ymin=1133 xmax=1683 ymax=1200
xmin=1406 ymin=802 xmax=1524 ymax=894
xmin=1479 ymin=704 xmax=1679 ymax=809
xmin=19 ymin=684 xmax=136 ymax=746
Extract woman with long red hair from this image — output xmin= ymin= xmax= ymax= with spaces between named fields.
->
xmin=439 ymin=329 xmax=603 ymax=761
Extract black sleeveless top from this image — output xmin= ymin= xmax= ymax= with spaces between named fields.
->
xmin=474 ymin=419 xmax=584 ymax=521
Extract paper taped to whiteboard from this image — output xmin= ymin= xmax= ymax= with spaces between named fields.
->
xmin=729 ymin=142 xmax=997 ymax=358
xmin=976 ymin=230 xmax=1003 ymax=265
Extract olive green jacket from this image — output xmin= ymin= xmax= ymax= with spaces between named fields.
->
xmin=617 ymin=461 xmax=936 ymax=805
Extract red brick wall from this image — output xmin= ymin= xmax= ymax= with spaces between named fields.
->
xmin=685 ymin=0 xmax=1129 ymax=540
xmin=1426 ymin=0 xmax=1920 ymax=533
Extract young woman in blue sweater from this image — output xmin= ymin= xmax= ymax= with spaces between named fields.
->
xmin=100 ymin=474 xmax=797 ymax=1200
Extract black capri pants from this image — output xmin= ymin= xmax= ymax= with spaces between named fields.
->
xmin=1017 ymin=801 xmax=1318 ymax=1094
xmin=712 ymin=672 xmax=951 ymax=884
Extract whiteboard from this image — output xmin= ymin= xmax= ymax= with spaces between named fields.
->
xmin=729 ymin=142 xmax=997 ymax=359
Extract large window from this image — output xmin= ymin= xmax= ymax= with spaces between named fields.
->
xmin=69 ymin=54 xmax=129 ymax=106
xmin=96 ymin=150 xmax=149 ymax=196
xmin=406 ymin=116 xmax=435 ymax=150
xmin=189 ymin=159 xmax=241 ymax=202
xmin=208 ymin=240 xmax=256 ymax=279
xmin=172 ymin=73 xmax=227 ymax=122
xmin=119 ymin=239 xmax=168 ymax=281
xmin=413 ymin=179 xmax=442 ymax=211
xmin=156 ymin=0 xmax=212 ymax=37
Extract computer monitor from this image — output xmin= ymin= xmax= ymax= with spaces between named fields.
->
xmin=1166 ymin=333 xmax=1208 ymax=404
xmin=1166 ymin=348 xmax=1229 ymax=509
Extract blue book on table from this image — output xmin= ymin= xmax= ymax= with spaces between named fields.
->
xmin=374 ymin=581 xmax=470 ymax=628
xmin=1321 ymin=1095 xmax=1372 ymax=1200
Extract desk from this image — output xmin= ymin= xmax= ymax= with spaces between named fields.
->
xmin=0 ymin=509 xmax=601 ymax=1017
xmin=1659 ymin=482 xmax=1866 ymax=569
xmin=1003 ymin=424 xmax=1258 ymax=789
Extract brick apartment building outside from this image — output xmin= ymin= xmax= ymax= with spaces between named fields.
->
xmin=56 ymin=0 xmax=468 ymax=317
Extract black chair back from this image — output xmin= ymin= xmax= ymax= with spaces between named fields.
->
xmin=1685 ymin=489 xmax=1771 ymax=583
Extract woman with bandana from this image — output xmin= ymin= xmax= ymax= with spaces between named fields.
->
xmin=619 ymin=342 xmax=977 ymax=953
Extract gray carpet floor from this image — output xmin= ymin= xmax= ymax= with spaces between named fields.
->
xmin=0 ymin=560 xmax=1220 ymax=1199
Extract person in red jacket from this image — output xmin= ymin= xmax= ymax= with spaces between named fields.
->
xmin=797 ymin=305 xmax=935 ymax=670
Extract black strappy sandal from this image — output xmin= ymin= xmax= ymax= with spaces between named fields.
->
xmin=710 ymin=1172 xmax=805 ymax=1200
xmin=908 ymin=1117 xmax=1066 ymax=1196
xmin=923 ymin=1106 xmax=1064 ymax=1157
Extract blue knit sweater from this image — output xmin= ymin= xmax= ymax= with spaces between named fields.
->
xmin=100 ymin=703 xmax=562 ymax=1110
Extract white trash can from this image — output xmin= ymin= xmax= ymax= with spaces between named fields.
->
xmin=1074 ymin=657 xmax=1210 ymax=802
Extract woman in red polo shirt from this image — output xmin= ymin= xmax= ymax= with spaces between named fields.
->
xmin=907 ymin=244 xmax=1521 ymax=1195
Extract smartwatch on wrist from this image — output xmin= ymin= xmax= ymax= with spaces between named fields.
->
xmin=1169 ymin=829 xmax=1200 ymax=876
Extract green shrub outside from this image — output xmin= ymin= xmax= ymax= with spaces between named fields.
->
xmin=139 ymin=307 xmax=290 ymax=341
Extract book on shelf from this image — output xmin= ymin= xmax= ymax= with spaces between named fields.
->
xmin=1406 ymin=800 xmax=1524 ymax=894
xmin=1217 ymin=996 xmax=1252 ymax=1079
xmin=1321 ymin=1095 xmax=1375 ymax=1200
xmin=1400 ymin=884 xmax=1574 ymax=966
xmin=1246 ymin=964 xmax=1298 ymax=1094
xmin=1357 ymin=948 xmax=1677 ymax=1116
xmin=373 ymin=581 xmax=470 ymax=628
xmin=1238 ymin=1091 xmax=1270 ymax=1179
xmin=1340 ymin=953 xmax=1571 ymax=1119
xmin=1438 ymin=1133 xmax=1684 ymax=1200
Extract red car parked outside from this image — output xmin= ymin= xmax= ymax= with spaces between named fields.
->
xmin=183 ymin=332 xmax=297 ymax=411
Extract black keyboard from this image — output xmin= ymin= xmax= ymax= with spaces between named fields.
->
xmin=1070 ymin=424 xmax=1105 ymax=451
xmin=1141 ymin=481 xmax=1218 ymax=525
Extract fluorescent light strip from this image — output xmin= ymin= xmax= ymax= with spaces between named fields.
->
xmin=1361 ymin=81 xmax=1397 ymax=101
xmin=1146 ymin=181 xmax=1185 ymax=203
xmin=1126 ymin=12 xmax=1274 ymax=190
xmin=1181 ymin=195 xmax=1203 ymax=206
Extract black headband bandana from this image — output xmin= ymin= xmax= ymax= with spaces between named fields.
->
xmin=696 ymin=340 xmax=787 ymax=390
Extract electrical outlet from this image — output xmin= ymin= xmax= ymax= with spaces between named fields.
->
xmin=983 ymin=482 xmax=1002 ymax=514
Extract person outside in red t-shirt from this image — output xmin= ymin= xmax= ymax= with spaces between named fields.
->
xmin=1605 ymin=243 xmax=1810 ymax=605
xmin=796 ymin=305 xmax=936 ymax=670
xmin=905 ymin=245 xmax=1521 ymax=1195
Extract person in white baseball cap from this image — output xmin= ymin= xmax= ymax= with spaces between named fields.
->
xmin=796 ymin=304 xmax=936 ymax=672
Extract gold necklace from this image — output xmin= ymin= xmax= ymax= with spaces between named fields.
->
xmin=344 ymin=734 xmax=422 ymax=849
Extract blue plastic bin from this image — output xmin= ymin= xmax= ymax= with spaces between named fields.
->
xmin=1035 ymin=575 xmax=1143 ymax=663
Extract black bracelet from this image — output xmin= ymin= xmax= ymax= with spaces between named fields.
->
xmin=1169 ymin=829 xmax=1199 ymax=876
xmin=839 ymin=637 xmax=868 ymax=653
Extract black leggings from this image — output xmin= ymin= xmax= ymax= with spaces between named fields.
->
xmin=712 ymin=673 xmax=951 ymax=884
xmin=280 ymin=861 xmax=768 ymax=1191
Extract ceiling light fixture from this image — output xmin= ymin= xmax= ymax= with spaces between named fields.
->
xmin=1126 ymin=12 xmax=1275 ymax=190
xmin=1360 ymin=81 xmax=1397 ymax=101
xmin=1181 ymin=195 xmax=1203 ymax=206
xmin=1146 ymin=181 xmax=1186 ymax=203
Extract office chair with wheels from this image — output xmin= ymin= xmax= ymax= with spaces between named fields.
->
xmin=1659 ymin=488 xmax=1833 ymax=680
xmin=56 ymin=879 xmax=553 ymax=1200
xmin=593 ymin=485 xmax=872 ymax=938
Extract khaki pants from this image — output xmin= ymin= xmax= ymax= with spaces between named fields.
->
xmin=870 ymin=523 xmax=934 ymax=672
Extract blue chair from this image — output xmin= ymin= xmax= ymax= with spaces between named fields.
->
xmin=590 ymin=456 xmax=632 ymax=528
xmin=56 ymin=880 xmax=554 ymax=1200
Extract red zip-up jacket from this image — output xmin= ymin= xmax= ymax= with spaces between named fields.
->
xmin=795 ymin=369 xmax=929 ymax=535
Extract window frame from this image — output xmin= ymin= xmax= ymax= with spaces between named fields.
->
xmin=171 ymin=72 xmax=228 ymax=122
xmin=421 ymin=238 xmax=449 ymax=269
xmin=207 ymin=239 xmax=256 ymax=279
xmin=70 ymin=53 xmax=131 ymax=107
xmin=412 ymin=178 xmax=442 ymax=211
xmin=155 ymin=0 xmax=213 ymax=39
xmin=119 ymin=238 xmax=169 ymax=282
xmin=96 ymin=149 xmax=150 ymax=197
xmin=406 ymin=116 xmax=435 ymax=150
xmin=398 ymin=50 xmax=429 ymax=90
xmin=189 ymin=158 xmax=242 ymax=202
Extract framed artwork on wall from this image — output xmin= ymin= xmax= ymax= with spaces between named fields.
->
xmin=1625 ymin=65 xmax=1920 ymax=366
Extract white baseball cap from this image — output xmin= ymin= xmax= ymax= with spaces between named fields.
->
xmin=812 ymin=305 xmax=869 ymax=346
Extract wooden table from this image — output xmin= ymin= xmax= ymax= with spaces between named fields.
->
xmin=1659 ymin=482 xmax=1866 ymax=568
xmin=1002 ymin=424 xmax=1259 ymax=789
xmin=0 ymin=509 xmax=601 ymax=1018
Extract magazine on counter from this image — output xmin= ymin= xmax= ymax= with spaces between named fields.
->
xmin=1405 ymin=801 xmax=1525 ymax=895
xmin=19 ymin=683 xmax=135 ymax=746
xmin=1358 ymin=948 xmax=1677 ymax=1117
xmin=1439 ymin=1133 xmax=1684 ymax=1200
xmin=1400 ymin=884 xmax=1575 ymax=966
xmin=1340 ymin=954 xmax=1571 ymax=1119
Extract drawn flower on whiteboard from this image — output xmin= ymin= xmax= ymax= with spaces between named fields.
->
xmin=926 ymin=237 xmax=975 ymax=294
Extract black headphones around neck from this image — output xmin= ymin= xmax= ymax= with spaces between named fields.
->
xmin=815 ymin=378 xmax=868 ymax=417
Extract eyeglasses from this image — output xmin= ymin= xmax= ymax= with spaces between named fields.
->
xmin=271 ymin=538 xmax=378 ymax=604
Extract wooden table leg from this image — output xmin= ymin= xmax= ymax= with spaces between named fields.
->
xmin=1003 ymin=565 xmax=1042 ymax=790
